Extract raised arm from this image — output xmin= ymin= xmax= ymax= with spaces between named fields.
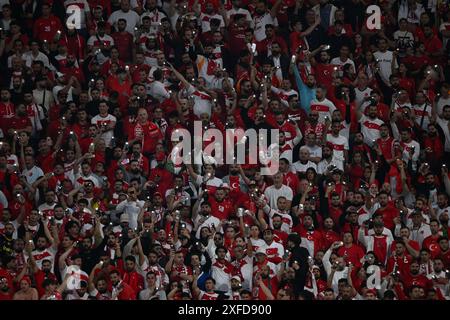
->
xmin=270 ymin=0 xmax=283 ymax=19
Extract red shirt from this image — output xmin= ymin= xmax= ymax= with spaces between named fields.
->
xmin=128 ymin=121 xmax=163 ymax=155
xmin=282 ymin=171 xmax=299 ymax=194
xmin=33 ymin=16 xmax=64 ymax=42
xmin=10 ymin=115 xmax=32 ymax=132
xmin=386 ymin=254 xmax=413 ymax=276
xmin=322 ymin=230 xmax=341 ymax=251
xmin=106 ymin=75 xmax=130 ymax=110
xmin=421 ymin=35 xmax=443 ymax=55
xmin=36 ymin=152 xmax=55 ymax=174
xmin=376 ymin=137 xmax=395 ymax=162
xmin=403 ymin=55 xmax=431 ymax=72
xmin=256 ymin=276 xmax=278 ymax=300
xmin=289 ymin=31 xmax=306 ymax=55
xmin=403 ymin=272 xmax=433 ymax=293
xmin=34 ymin=270 xmax=57 ymax=298
xmin=422 ymin=235 xmax=441 ymax=259
xmin=423 ymin=135 xmax=444 ymax=163
xmin=209 ymin=197 xmax=234 ymax=220
xmin=147 ymin=167 xmax=173 ymax=198
xmin=314 ymin=64 xmax=336 ymax=90
xmin=337 ymin=244 xmax=365 ymax=268
xmin=112 ymin=32 xmax=134 ymax=62
xmin=375 ymin=204 xmax=399 ymax=230
xmin=122 ymin=271 xmax=144 ymax=294
xmin=116 ymin=281 xmax=137 ymax=300
xmin=0 ymin=292 xmax=13 ymax=300
xmin=227 ymin=25 xmax=247 ymax=56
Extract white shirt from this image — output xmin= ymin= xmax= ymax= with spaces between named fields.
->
xmin=22 ymin=51 xmax=50 ymax=68
xmin=52 ymin=85 xmax=74 ymax=104
xmin=148 ymin=80 xmax=170 ymax=103
xmin=330 ymin=57 xmax=356 ymax=72
xmin=264 ymin=240 xmax=284 ymax=272
xmin=413 ymin=103 xmax=432 ymax=131
xmin=30 ymin=247 xmax=57 ymax=270
xmin=326 ymin=133 xmax=348 ymax=167
xmin=253 ymin=12 xmax=278 ymax=42
xmin=436 ymin=96 xmax=450 ymax=117
xmin=115 ymin=199 xmax=145 ymax=230
xmin=393 ymin=30 xmax=414 ymax=50
xmin=264 ymin=205 xmax=293 ymax=233
xmin=199 ymin=13 xmax=225 ymax=33
xmin=108 ymin=9 xmax=140 ymax=34
xmin=186 ymin=84 xmax=212 ymax=117
xmin=292 ymin=160 xmax=317 ymax=174
xmin=264 ymin=184 xmax=293 ymax=209
xmin=401 ymin=140 xmax=420 ymax=170
xmin=317 ymin=158 xmax=342 ymax=175
xmin=309 ymin=98 xmax=336 ymax=123
xmin=87 ymin=34 xmax=115 ymax=48
xmin=74 ymin=173 xmax=101 ymax=188
xmin=373 ymin=50 xmax=397 ymax=85
xmin=409 ymin=223 xmax=432 ymax=247
xmin=437 ymin=116 xmax=450 ymax=152
xmin=33 ymin=88 xmax=54 ymax=111
xmin=22 ymin=166 xmax=44 ymax=185
xmin=354 ymin=87 xmax=373 ymax=108
xmin=359 ymin=114 xmax=384 ymax=147
xmin=227 ymin=7 xmax=253 ymax=27
xmin=140 ymin=9 xmax=167 ymax=34
xmin=91 ymin=114 xmax=117 ymax=147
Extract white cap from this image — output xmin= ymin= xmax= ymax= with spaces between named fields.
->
xmin=255 ymin=245 xmax=267 ymax=255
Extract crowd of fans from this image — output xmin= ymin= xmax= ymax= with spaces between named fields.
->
xmin=0 ymin=0 xmax=450 ymax=301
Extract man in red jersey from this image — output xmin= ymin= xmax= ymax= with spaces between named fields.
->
xmin=422 ymin=220 xmax=443 ymax=259
xmin=122 ymin=255 xmax=144 ymax=294
xmin=110 ymin=269 xmax=136 ymax=300
xmin=402 ymin=260 xmax=433 ymax=294
xmin=128 ymin=107 xmax=163 ymax=159
xmin=337 ymin=232 xmax=365 ymax=268
xmin=374 ymin=191 xmax=399 ymax=230
xmin=111 ymin=19 xmax=134 ymax=63
xmin=33 ymin=3 xmax=64 ymax=43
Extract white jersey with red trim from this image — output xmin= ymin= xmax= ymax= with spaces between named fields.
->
xmin=250 ymin=238 xmax=266 ymax=253
xmin=359 ymin=115 xmax=384 ymax=147
xmin=231 ymin=255 xmax=253 ymax=290
xmin=264 ymin=206 xmax=293 ymax=233
xmin=30 ymin=247 xmax=57 ymax=270
xmin=186 ymin=84 xmax=212 ymax=117
xmin=140 ymin=261 xmax=169 ymax=289
xmin=91 ymin=114 xmax=117 ymax=147
xmin=211 ymin=259 xmax=233 ymax=292
xmin=413 ymin=103 xmax=432 ymax=131
xmin=271 ymin=86 xmax=298 ymax=107
xmin=326 ymin=133 xmax=349 ymax=167
xmin=37 ymin=203 xmax=56 ymax=218
xmin=309 ymin=98 xmax=336 ymax=123
xmin=199 ymin=290 xmax=219 ymax=300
